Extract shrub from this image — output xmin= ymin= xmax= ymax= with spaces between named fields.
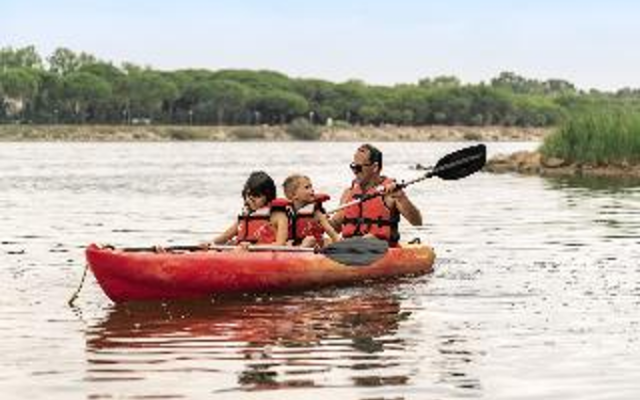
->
xmin=463 ymin=131 xmax=483 ymax=141
xmin=541 ymin=109 xmax=640 ymax=165
xmin=229 ymin=126 xmax=266 ymax=140
xmin=286 ymin=118 xmax=321 ymax=140
xmin=167 ymin=128 xmax=202 ymax=141
xmin=332 ymin=120 xmax=352 ymax=129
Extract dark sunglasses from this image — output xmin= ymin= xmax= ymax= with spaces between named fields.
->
xmin=350 ymin=162 xmax=373 ymax=173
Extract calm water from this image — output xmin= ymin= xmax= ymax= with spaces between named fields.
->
xmin=1 ymin=141 xmax=640 ymax=400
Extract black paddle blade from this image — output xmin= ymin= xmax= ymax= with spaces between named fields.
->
xmin=321 ymin=237 xmax=389 ymax=266
xmin=433 ymin=144 xmax=486 ymax=180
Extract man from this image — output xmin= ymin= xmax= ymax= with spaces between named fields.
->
xmin=331 ymin=144 xmax=422 ymax=245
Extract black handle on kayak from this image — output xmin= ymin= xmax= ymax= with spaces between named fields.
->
xmin=329 ymin=144 xmax=486 ymax=214
xmin=117 ymin=237 xmax=390 ymax=266
xmin=320 ymin=237 xmax=389 ymax=266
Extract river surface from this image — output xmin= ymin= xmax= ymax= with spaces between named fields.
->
xmin=1 ymin=141 xmax=640 ymax=400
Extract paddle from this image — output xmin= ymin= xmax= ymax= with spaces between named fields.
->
xmin=329 ymin=144 xmax=486 ymax=214
xmin=119 ymin=237 xmax=390 ymax=266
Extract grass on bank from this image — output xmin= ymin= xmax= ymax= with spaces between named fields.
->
xmin=0 ymin=122 xmax=320 ymax=141
xmin=0 ymin=124 xmax=259 ymax=141
xmin=541 ymin=110 xmax=640 ymax=165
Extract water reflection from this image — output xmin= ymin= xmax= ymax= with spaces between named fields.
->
xmin=85 ymin=286 xmax=482 ymax=398
xmin=541 ymin=175 xmax=640 ymax=244
xmin=86 ymin=289 xmax=411 ymax=394
xmin=543 ymin=174 xmax=640 ymax=193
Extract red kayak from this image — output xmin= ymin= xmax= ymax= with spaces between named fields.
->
xmin=85 ymin=242 xmax=435 ymax=303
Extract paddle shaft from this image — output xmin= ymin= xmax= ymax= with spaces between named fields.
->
xmin=123 ymin=244 xmax=316 ymax=253
xmin=118 ymin=238 xmax=389 ymax=266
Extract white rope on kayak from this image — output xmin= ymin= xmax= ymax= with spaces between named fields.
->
xmin=67 ymin=264 xmax=89 ymax=307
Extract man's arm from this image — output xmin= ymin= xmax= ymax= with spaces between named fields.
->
xmin=383 ymin=181 xmax=422 ymax=226
xmin=393 ymin=191 xmax=422 ymax=226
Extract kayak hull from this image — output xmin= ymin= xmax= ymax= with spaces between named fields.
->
xmin=85 ymin=243 xmax=435 ymax=303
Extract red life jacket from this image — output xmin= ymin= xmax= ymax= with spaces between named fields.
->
xmin=341 ymin=177 xmax=400 ymax=244
xmin=287 ymin=194 xmax=330 ymax=245
xmin=236 ymin=199 xmax=288 ymax=244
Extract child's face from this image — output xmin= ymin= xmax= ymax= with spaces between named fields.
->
xmin=245 ymin=193 xmax=268 ymax=211
xmin=293 ymin=178 xmax=315 ymax=203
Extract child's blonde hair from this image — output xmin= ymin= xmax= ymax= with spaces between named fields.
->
xmin=283 ymin=174 xmax=309 ymax=199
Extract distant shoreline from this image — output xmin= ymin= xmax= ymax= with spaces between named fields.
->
xmin=486 ymin=150 xmax=640 ymax=179
xmin=0 ymin=124 xmax=549 ymax=142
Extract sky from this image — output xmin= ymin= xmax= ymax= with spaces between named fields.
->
xmin=2 ymin=0 xmax=640 ymax=91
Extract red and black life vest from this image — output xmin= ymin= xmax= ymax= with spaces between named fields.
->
xmin=287 ymin=194 xmax=330 ymax=245
xmin=236 ymin=199 xmax=288 ymax=244
xmin=341 ymin=177 xmax=400 ymax=245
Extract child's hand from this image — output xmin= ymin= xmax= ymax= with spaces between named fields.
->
xmin=234 ymin=242 xmax=251 ymax=252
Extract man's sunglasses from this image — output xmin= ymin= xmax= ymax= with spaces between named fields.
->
xmin=350 ymin=162 xmax=373 ymax=173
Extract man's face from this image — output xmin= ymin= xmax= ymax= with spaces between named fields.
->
xmin=350 ymin=149 xmax=378 ymax=183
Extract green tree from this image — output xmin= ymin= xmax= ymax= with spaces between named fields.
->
xmin=513 ymin=96 xmax=563 ymax=126
xmin=48 ymin=47 xmax=97 ymax=76
xmin=491 ymin=71 xmax=547 ymax=95
xmin=387 ymin=85 xmax=431 ymax=124
xmin=249 ymin=90 xmax=308 ymax=124
xmin=464 ymin=86 xmax=515 ymax=125
xmin=182 ymin=79 xmax=250 ymax=124
xmin=542 ymin=79 xmax=576 ymax=96
xmin=206 ymin=80 xmax=250 ymax=124
xmin=293 ymin=78 xmax=337 ymax=123
xmin=63 ymin=72 xmax=112 ymax=122
xmin=333 ymin=80 xmax=368 ymax=123
xmin=431 ymin=75 xmax=461 ymax=88
xmin=78 ymin=62 xmax=127 ymax=121
xmin=0 ymin=67 xmax=39 ymax=120
xmin=213 ymin=69 xmax=293 ymax=92
xmin=31 ymin=70 xmax=64 ymax=122
xmin=126 ymin=70 xmax=179 ymax=121
xmin=0 ymin=45 xmax=43 ymax=70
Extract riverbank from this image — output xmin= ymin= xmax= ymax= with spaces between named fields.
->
xmin=486 ymin=110 xmax=640 ymax=180
xmin=0 ymin=124 xmax=549 ymax=142
xmin=486 ymin=150 xmax=640 ymax=179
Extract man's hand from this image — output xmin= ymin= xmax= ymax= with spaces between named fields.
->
xmin=382 ymin=180 xmax=407 ymax=201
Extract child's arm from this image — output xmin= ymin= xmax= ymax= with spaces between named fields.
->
xmin=329 ymin=188 xmax=350 ymax=231
xmin=316 ymin=210 xmax=341 ymax=243
xmin=271 ymin=211 xmax=289 ymax=246
xmin=213 ymin=221 xmax=238 ymax=245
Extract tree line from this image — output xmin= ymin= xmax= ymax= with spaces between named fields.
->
xmin=2 ymin=45 xmax=639 ymax=127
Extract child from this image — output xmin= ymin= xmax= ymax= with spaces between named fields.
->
xmin=213 ymin=171 xmax=288 ymax=246
xmin=283 ymin=174 xmax=341 ymax=247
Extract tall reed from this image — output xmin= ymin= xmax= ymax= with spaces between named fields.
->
xmin=541 ymin=109 xmax=640 ymax=165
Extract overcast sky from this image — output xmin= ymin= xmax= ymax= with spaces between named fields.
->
xmin=2 ymin=0 xmax=639 ymax=90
